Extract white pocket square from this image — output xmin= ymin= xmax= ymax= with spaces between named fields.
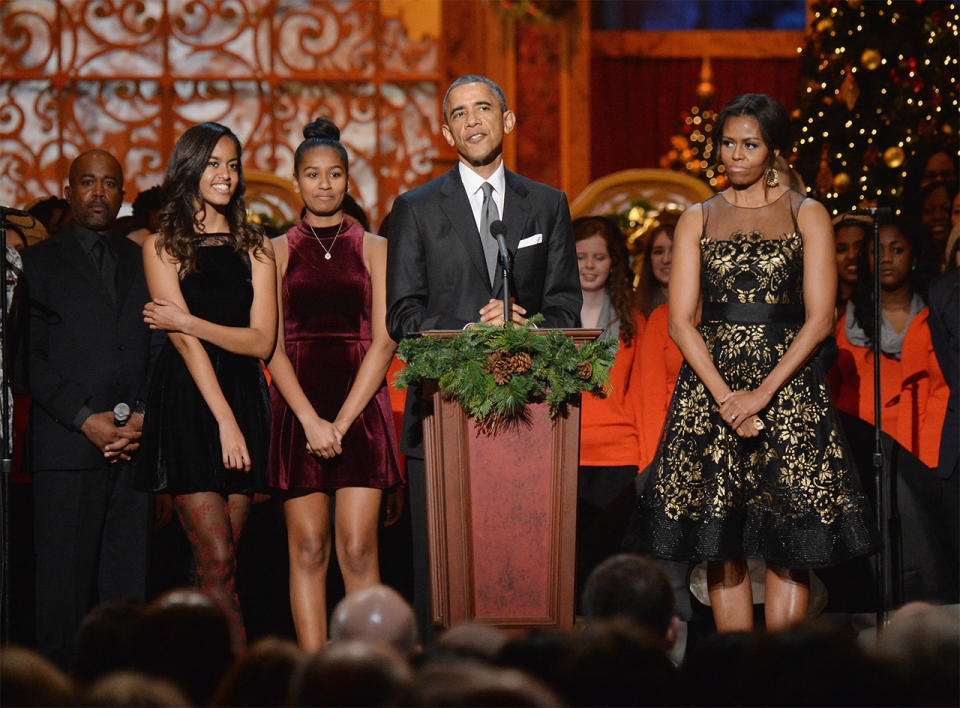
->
xmin=518 ymin=233 xmax=543 ymax=248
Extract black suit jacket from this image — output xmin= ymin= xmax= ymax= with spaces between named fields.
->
xmin=928 ymin=270 xmax=959 ymax=479
xmin=22 ymin=224 xmax=156 ymax=470
xmin=386 ymin=167 xmax=582 ymax=455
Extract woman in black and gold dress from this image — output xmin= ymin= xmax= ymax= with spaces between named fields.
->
xmin=625 ymin=94 xmax=875 ymax=631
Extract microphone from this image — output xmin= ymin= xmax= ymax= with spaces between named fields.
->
xmin=489 ymin=220 xmax=512 ymax=326
xmin=489 ymin=220 xmax=510 ymax=268
xmin=113 ymin=402 xmax=131 ymax=427
xmin=861 ymin=206 xmax=892 ymax=219
xmin=0 ymin=205 xmax=33 ymax=219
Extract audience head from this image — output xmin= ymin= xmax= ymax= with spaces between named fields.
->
xmin=290 ymin=640 xmax=413 ymax=707
xmin=833 ymin=214 xmax=870 ymax=294
xmin=431 ymin=622 xmax=509 ymax=664
xmin=0 ymin=646 xmax=74 ymax=706
xmin=72 ymin=598 xmax=144 ymax=686
xmin=636 ymin=210 xmax=681 ymax=318
xmin=441 ymin=75 xmax=515 ymax=172
xmin=66 ymin=149 xmax=124 ymax=234
xmin=716 ymin=93 xmax=790 ymax=186
xmin=573 ymin=215 xmax=641 ymax=344
xmin=131 ymin=185 xmax=165 ymax=233
xmin=554 ymin=618 xmax=680 ymax=706
xmin=414 ymin=659 xmax=560 ymax=707
xmin=919 ymin=180 xmax=956 ymax=254
xmin=26 ymin=195 xmax=71 ymax=235
xmin=132 ymin=588 xmax=234 ymax=706
xmin=76 ymin=671 xmax=189 ymax=707
xmin=329 ymin=583 xmax=419 ymax=657
xmin=582 ymin=553 xmax=678 ymax=647
xmin=211 ymin=637 xmax=304 ymax=707
xmin=876 ymin=602 xmax=960 ymax=707
xmin=496 ymin=628 xmax=571 ymax=691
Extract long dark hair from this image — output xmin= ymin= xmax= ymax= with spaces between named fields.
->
xmin=573 ymin=216 xmax=640 ymax=345
xmin=157 ymin=122 xmax=265 ymax=275
xmin=636 ymin=212 xmax=679 ymax=318
xmin=850 ymin=216 xmax=934 ymax=348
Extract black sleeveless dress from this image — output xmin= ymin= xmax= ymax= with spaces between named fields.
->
xmin=624 ymin=191 xmax=876 ymax=568
xmin=136 ymin=236 xmax=270 ymax=495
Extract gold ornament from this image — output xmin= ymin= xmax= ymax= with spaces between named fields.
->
xmin=883 ymin=146 xmax=905 ymax=168
xmin=837 ymin=70 xmax=860 ymax=110
xmin=942 ymin=123 xmax=954 ymax=135
xmin=833 ymin=172 xmax=852 ymax=194
xmin=766 ymin=167 xmax=780 ymax=188
xmin=815 ymin=146 xmax=834 ymax=195
xmin=848 ymin=0 xmax=862 ymax=9
xmin=816 ymin=17 xmax=834 ymax=33
xmin=860 ymin=48 xmax=881 ymax=71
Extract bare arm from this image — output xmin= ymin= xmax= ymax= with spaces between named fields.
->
xmin=667 ymin=205 xmax=734 ymax=404
xmin=264 ymin=236 xmax=342 ymax=457
xmin=718 ymin=198 xmax=837 ymax=428
xmin=333 ymin=234 xmax=398 ymax=434
xmin=143 ymin=241 xmax=277 ymax=359
xmin=142 ymin=233 xmax=251 ymax=471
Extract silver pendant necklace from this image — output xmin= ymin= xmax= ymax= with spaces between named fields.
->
xmin=307 ymin=215 xmax=345 ymax=261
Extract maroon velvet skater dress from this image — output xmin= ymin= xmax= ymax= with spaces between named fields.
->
xmin=268 ymin=217 xmax=402 ymax=491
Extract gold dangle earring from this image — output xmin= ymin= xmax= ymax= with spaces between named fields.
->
xmin=766 ymin=166 xmax=779 ymax=188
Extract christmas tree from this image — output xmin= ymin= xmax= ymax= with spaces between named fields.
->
xmin=790 ymin=0 xmax=958 ymax=216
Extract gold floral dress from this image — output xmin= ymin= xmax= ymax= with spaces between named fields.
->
xmin=624 ymin=190 xmax=875 ymax=568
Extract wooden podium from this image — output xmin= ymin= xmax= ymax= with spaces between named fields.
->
xmin=418 ymin=328 xmax=601 ymax=633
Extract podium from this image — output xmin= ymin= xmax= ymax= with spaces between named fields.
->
xmin=418 ymin=328 xmax=601 ymax=632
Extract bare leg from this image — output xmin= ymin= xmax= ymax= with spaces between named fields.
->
xmin=764 ymin=565 xmax=809 ymax=631
xmin=284 ymin=491 xmax=332 ymax=651
xmin=707 ymin=559 xmax=754 ymax=632
xmin=334 ymin=487 xmax=383 ymax=595
xmin=174 ymin=492 xmax=249 ymax=652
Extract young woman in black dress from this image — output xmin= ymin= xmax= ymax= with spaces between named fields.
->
xmin=138 ymin=123 xmax=276 ymax=650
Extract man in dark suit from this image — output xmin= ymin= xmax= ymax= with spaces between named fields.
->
xmin=386 ymin=75 xmax=582 ymax=638
xmin=22 ymin=150 xmax=154 ymax=667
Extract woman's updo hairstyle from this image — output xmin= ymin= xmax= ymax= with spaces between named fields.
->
xmin=294 ymin=117 xmax=349 ymax=177
xmin=716 ymin=94 xmax=790 ymax=165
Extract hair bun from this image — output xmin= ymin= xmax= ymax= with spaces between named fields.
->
xmin=303 ymin=117 xmax=340 ymax=142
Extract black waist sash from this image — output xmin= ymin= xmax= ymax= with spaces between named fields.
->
xmin=701 ymin=301 xmax=805 ymax=326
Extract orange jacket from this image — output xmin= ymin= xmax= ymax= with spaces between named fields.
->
xmin=830 ymin=309 xmax=949 ymax=468
xmin=579 ymin=313 xmax=646 ymax=467
xmin=636 ymin=304 xmax=685 ymax=471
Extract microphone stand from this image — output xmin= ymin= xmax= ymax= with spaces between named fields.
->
xmin=0 ymin=211 xmax=15 ymax=642
xmin=489 ymin=221 xmax=512 ymax=327
xmin=865 ymin=207 xmax=900 ymax=638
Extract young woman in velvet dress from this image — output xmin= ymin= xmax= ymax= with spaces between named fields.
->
xmin=266 ymin=118 xmax=402 ymax=649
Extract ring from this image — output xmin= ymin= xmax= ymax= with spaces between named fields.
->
xmin=753 ymin=418 xmax=765 ymax=431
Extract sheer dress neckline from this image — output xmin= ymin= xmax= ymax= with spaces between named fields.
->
xmin=717 ymin=190 xmax=791 ymax=209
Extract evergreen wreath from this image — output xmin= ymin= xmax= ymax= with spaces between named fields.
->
xmin=394 ymin=315 xmax=619 ymax=431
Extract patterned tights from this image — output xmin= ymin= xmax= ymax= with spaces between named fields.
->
xmin=174 ymin=492 xmax=251 ymax=652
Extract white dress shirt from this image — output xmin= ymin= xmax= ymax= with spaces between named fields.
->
xmin=459 ymin=161 xmax=506 ymax=236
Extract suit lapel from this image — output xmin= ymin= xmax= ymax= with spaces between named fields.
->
xmin=439 ymin=168 xmax=491 ymax=291
xmin=494 ymin=170 xmax=532 ymax=295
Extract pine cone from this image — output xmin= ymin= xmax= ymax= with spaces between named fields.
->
xmin=577 ymin=360 xmax=593 ymax=381
xmin=511 ymin=352 xmax=532 ymax=374
xmin=483 ymin=351 xmax=504 ymax=374
xmin=493 ymin=358 xmax=513 ymax=385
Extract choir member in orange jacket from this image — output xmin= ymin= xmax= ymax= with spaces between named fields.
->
xmin=574 ymin=216 xmax=645 ymax=602
xmin=830 ymin=219 xmax=949 ymax=468
xmin=636 ymin=303 xmax=685 ymax=471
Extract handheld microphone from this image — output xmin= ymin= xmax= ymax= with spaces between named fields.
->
xmin=113 ymin=402 xmax=131 ymax=427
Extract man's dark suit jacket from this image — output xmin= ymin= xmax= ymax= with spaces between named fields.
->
xmin=386 ymin=167 xmax=582 ymax=455
xmin=22 ymin=224 xmax=155 ymax=470
xmin=928 ymin=269 xmax=958 ymax=480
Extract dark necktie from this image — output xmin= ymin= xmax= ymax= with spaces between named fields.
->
xmin=479 ymin=182 xmax=500 ymax=285
xmin=91 ymin=238 xmax=116 ymax=299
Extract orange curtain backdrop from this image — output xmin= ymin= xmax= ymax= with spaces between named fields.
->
xmin=589 ymin=57 xmax=803 ymax=179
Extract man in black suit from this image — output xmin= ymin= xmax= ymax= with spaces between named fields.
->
xmin=386 ymin=75 xmax=582 ymax=638
xmin=22 ymin=150 xmax=154 ymax=667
